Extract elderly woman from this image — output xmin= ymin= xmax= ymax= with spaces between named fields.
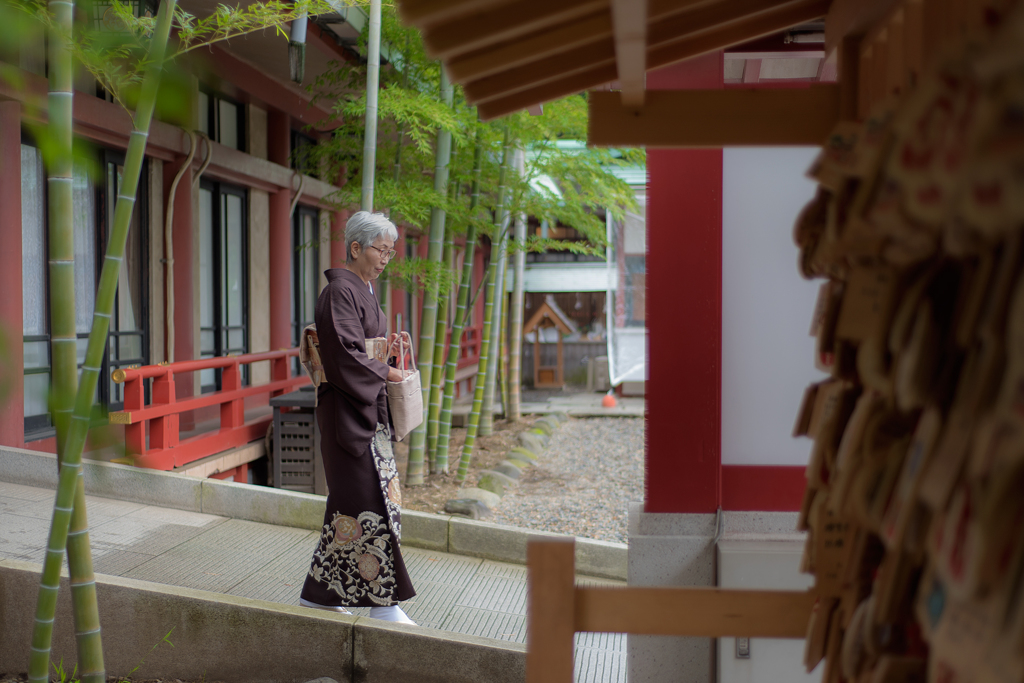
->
xmin=299 ymin=211 xmax=416 ymax=624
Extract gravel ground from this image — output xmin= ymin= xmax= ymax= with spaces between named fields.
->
xmin=489 ymin=417 xmax=644 ymax=544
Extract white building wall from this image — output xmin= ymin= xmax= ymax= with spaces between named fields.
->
xmin=721 ymin=147 xmax=826 ymax=466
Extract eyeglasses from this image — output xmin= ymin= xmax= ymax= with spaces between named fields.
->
xmin=366 ymin=244 xmax=396 ymax=261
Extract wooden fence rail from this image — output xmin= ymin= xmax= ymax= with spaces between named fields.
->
xmin=526 ymin=538 xmax=816 ymax=683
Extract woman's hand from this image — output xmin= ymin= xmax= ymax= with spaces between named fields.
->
xmin=387 ymin=367 xmax=405 ymax=383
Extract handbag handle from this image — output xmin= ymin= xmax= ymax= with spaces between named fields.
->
xmin=388 ymin=331 xmax=414 ymax=373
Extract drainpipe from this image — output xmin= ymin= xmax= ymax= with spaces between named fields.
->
xmin=361 ymin=0 xmax=382 ymax=211
xmin=163 ymin=131 xmax=196 ymax=363
xmin=164 ymin=132 xmax=211 ymax=363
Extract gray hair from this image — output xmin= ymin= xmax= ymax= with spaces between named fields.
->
xmin=345 ymin=211 xmax=398 ymax=262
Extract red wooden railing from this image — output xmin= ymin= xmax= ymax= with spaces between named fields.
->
xmin=448 ymin=324 xmax=483 ymax=399
xmin=454 ymin=323 xmax=484 ymax=366
xmin=110 ymin=326 xmax=484 ymax=473
xmin=109 ymin=349 xmax=308 ymax=471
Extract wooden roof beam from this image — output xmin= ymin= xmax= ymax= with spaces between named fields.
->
xmin=474 ymin=0 xmax=828 ymax=118
xmin=647 ymin=0 xmax=830 ymax=71
xmin=446 ymin=0 xmax=721 ymax=86
xmin=420 ymin=0 xmax=608 ymax=60
xmin=824 ymin=0 xmax=901 ymax=54
xmin=646 ymin=0 xmax=817 ymax=51
xmin=478 ymin=63 xmax=618 ymax=120
xmin=399 ymin=0 xmax=513 ymax=29
xmin=464 ymin=39 xmax=615 ymax=104
xmin=611 ymin=0 xmax=647 ymax=105
xmin=447 ymin=13 xmax=613 ymax=84
xmin=464 ymin=0 xmax=815 ymax=104
xmin=587 ymin=86 xmax=841 ymax=147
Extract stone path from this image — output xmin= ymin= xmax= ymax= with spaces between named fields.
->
xmin=0 ymin=480 xmax=625 ymax=683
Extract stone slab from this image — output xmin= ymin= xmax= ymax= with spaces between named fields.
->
xmin=0 ymin=445 xmax=204 ymax=512
xmin=200 ymin=478 xmax=325 ymax=530
xmin=455 ymin=487 xmax=502 ymax=509
xmin=444 ymin=499 xmax=490 ymax=519
xmin=89 ymin=513 xmax=226 ymax=557
xmin=575 ymin=633 xmax=627 ymax=683
xmin=444 ymin=517 xmax=629 ymax=581
xmin=353 ymin=616 xmax=525 ymax=683
xmin=397 ymin=579 xmax=464 ymax=629
xmin=448 ymin=517 xmax=564 ymax=565
xmin=516 ymin=432 xmax=545 ymax=453
xmin=457 ymin=573 xmax=528 ymax=615
xmin=477 ymin=470 xmax=517 ymax=495
xmin=509 ymin=447 xmax=538 ymax=461
xmin=575 ymin=537 xmax=629 ymax=582
xmin=401 ymin=509 xmax=452 ymax=552
xmin=0 ymin=559 xmax=356 ymax=683
xmin=493 ymin=461 xmax=523 ymax=479
xmin=403 ymin=547 xmax=482 ymax=585
xmin=441 ymin=605 xmax=527 ymax=642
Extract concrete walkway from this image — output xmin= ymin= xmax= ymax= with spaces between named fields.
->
xmin=0 ymin=480 xmax=625 ymax=683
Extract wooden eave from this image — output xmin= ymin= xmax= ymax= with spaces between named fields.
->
xmin=396 ymin=0 xmax=833 ymax=121
xmin=396 ymin=0 xmax=985 ymax=149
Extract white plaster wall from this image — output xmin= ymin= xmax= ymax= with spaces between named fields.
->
xmin=721 ymin=147 xmax=826 ymax=467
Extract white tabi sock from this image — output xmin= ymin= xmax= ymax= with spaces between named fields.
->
xmin=369 ymin=605 xmax=416 ymax=624
xmin=300 ymin=597 xmax=353 ymax=615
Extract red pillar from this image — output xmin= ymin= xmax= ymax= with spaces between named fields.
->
xmin=0 ymin=101 xmax=24 ymax=448
xmin=331 ymin=209 xmax=349 ymax=267
xmin=645 ymin=53 xmax=724 ymax=514
xmin=268 ymin=110 xmax=292 ymax=365
xmin=165 ymin=156 xmax=194 ymax=404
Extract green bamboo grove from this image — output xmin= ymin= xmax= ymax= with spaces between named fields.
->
xmin=28 ymin=0 xmax=177 ymax=679
xmin=434 ymin=132 xmax=484 ymax=474
xmin=456 ymin=128 xmax=513 ymax=483
xmin=405 ymin=68 xmax=454 ymax=486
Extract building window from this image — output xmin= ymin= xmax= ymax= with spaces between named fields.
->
xmin=22 ymin=144 xmax=52 ymax=437
xmin=292 ymin=205 xmax=319 ymax=374
xmin=101 ymin=150 xmax=149 ymax=409
xmin=197 ymin=88 xmax=245 ymax=152
xmin=291 ymin=129 xmax=318 ymax=178
xmin=21 ymin=144 xmax=99 ymax=438
xmin=198 ymin=181 xmax=248 ymax=391
xmin=20 ymin=142 xmax=150 ymax=437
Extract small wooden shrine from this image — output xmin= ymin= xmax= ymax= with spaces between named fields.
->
xmin=523 ymin=296 xmax=576 ymax=389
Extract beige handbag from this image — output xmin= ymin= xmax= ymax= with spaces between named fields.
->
xmin=300 ymin=325 xmax=325 ymax=386
xmin=386 ymin=332 xmax=423 ymax=441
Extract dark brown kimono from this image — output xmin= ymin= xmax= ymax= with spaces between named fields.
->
xmin=300 ymin=268 xmax=416 ymax=607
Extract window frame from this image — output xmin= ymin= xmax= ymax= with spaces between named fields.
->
xmin=198 ymin=87 xmax=246 ymax=152
xmin=292 ymin=204 xmax=320 ymax=375
xmin=98 ymin=148 xmax=150 ymax=411
xmin=198 ymin=179 xmax=250 ymax=392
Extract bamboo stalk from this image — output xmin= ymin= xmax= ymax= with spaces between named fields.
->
xmin=479 ymin=135 xmax=513 ymax=435
xmin=435 ymin=132 xmax=484 ymax=474
xmin=455 ymin=253 xmax=496 ymax=484
xmin=28 ymin=2 xmax=177 ymax=679
xmin=405 ymin=68 xmax=454 ymax=485
xmin=508 ymin=150 xmax=527 ymax=421
xmin=426 ymin=232 xmax=454 ymax=468
xmin=456 ymin=127 xmax=512 ymax=483
xmin=43 ymin=0 xmax=105 ymax=679
xmin=360 ymin=0 xmax=382 ymax=210
xmin=47 ymin=0 xmax=75 ymax=468
xmin=498 ymin=285 xmax=509 ymax=419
